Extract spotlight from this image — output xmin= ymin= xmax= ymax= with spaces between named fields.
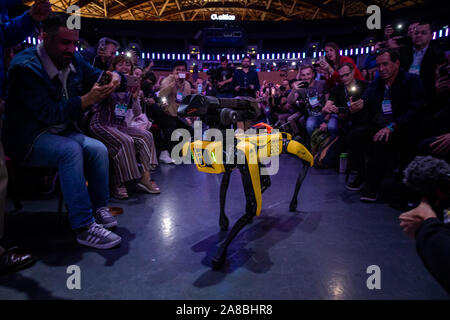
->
xmin=126 ymin=51 xmax=132 ymax=58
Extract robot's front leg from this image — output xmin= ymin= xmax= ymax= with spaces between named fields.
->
xmin=212 ymin=164 xmax=258 ymax=269
xmin=289 ymin=160 xmax=309 ymax=212
xmin=219 ymin=169 xmax=232 ymax=231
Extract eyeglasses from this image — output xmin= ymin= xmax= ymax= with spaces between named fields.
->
xmin=339 ymin=71 xmax=352 ymax=79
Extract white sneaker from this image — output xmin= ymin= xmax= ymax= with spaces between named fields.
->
xmin=76 ymin=223 xmax=121 ymax=249
xmin=159 ymin=150 xmax=175 ymax=164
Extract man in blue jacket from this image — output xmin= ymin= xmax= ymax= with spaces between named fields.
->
xmin=0 ymin=0 xmax=51 ymax=275
xmin=2 ymin=12 xmax=123 ymax=256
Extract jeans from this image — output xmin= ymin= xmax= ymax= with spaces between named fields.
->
xmin=306 ymin=114 xmax=339 ymax=138
xmin=25 ymin=131 xmax=109 ymax=230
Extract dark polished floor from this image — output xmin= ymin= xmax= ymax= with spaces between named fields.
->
xmin=0 ymin=155 xmax=448 ymax=300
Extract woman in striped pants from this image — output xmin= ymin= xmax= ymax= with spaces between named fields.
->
xmin=89 ymin=89 xmax=159 ymax=199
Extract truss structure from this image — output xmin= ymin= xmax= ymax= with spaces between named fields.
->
xmin=28 ymin=0 xmax=424 ymax=22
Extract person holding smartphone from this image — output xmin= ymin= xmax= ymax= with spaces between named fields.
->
xmin=287 ymin=64 xmax=329 ymax=138
xmin=322 ymin=63 xmax=369 ymax=190
xmin=157 ymin=61 xmax=194 ymax=164
xmin=88 ymin=54 xmax=160 ymax=200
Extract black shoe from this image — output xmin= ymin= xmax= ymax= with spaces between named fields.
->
xmin=360 ymin=188 xmax=378 ymax=203
xmin=0 ymin=247 xmax=36 ymax=275
xmin=346 ymin=175 xmax=365 ymax=191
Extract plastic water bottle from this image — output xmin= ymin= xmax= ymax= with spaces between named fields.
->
xmin=339 ymin=153 xmax=348 ymax=174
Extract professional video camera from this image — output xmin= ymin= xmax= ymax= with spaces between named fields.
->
xmin=178 ymin=94 xmax=260 ymax=128
xmin=178 ymin=94 xmax=313 ymax=268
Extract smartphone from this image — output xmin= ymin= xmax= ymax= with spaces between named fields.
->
xmin=97 ymin=71 xmax=112 ymax=86
xmin=126 ymin=75 xmax=140 ymax=88
xmin=178 ymin=73 xmax=186 ymax=79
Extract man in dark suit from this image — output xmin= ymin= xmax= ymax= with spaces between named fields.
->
xmin=360 ymin=48 xmax=425 ymax=202
xmin=399 ymin=20 xmax=446 ymax=106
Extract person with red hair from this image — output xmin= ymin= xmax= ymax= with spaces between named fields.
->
xmin=320 ymin=42 xmax=364 ymax=88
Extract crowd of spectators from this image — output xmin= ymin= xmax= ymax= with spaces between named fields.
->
xmin=0 ymin=2 xmax=448 ymax=290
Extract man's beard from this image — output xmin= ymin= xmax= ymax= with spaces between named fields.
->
xmin=60 ymin=54 xmax=74 ymax=68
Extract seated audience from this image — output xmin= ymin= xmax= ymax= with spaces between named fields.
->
xmin=398 ymin=20 xmax=447 ymax=105
xmin=0 ymin=0 xmax=51 ymax=274
xmin=359 ymin=48 xmax=425 ymax=202
xmin=288 ymin=65 xmax=329 ymax=138
xmin=320 ymin=42 xmax=365 ymax=88
xmin=89 ymin=54 xmax=159 ymax=199
xmin=321 ymin=63 xmax=369 ymax=190
xmin=83 ymin=37 xmax=120 ymax=71
xmin=155 ymin=61 xmax=194 ymax=164
xmin=2 ymin=13 xmax=122 ymax=249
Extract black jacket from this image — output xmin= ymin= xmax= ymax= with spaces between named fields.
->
xmin=400 ymin=43 xmax=446 ymax=102
xmin=362 ymin=68 xmax=425 ymax=134
xmin=416 ymin=218 xmax=450 ymax=293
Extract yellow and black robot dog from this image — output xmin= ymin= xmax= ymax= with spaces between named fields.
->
xmin=178 ymin=94 xmax=313 ymax=269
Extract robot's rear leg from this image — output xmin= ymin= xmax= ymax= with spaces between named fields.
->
xmin=219 ymin=170 xmax=231 ymax=231
xmin=289 ymin=161 xmax=309 ymax=212
xmin=212 ymin=212 xmax=254 ymax=269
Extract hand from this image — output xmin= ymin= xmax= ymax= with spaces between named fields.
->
xmin=29 ymin=0 xmax=52 ymax=22
xmin=82 ymin=83 xmax=116 ymax=108
xmin=319 ymin=60 xmax=330 ymax=71
xmin=131 ymin=86 xmax=140 ymax=99
xmin=319 ymin=122 xmax=328 ymax=132
xmin=144 ymin=97 xmax=155 ymax=105
xmin=217 ymin=81 xmax=224 ymax=88
xmin=385 ymin=24 xmax=394 ymax=39
xmin=430 ymin=133 xmax=450 ymax=156
xmin=349 ymin=98 xmax=364 ymax=113
xmin=399 ymin=200 xmax=437 ymax=239
xmin=373 ymin=127 xmax=392 ymax=142
xmin=322 ymin=104 xmax=338 ymax=114
xmin=387 ymin=36 xmax=402 ymax=49
xmin=109 ymin=71 xmax=121 ymax=89
xmin=435 ymin=76 xmax=450 ymax=94
xmin=235 ymin=86 xmax=240 ymax=91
